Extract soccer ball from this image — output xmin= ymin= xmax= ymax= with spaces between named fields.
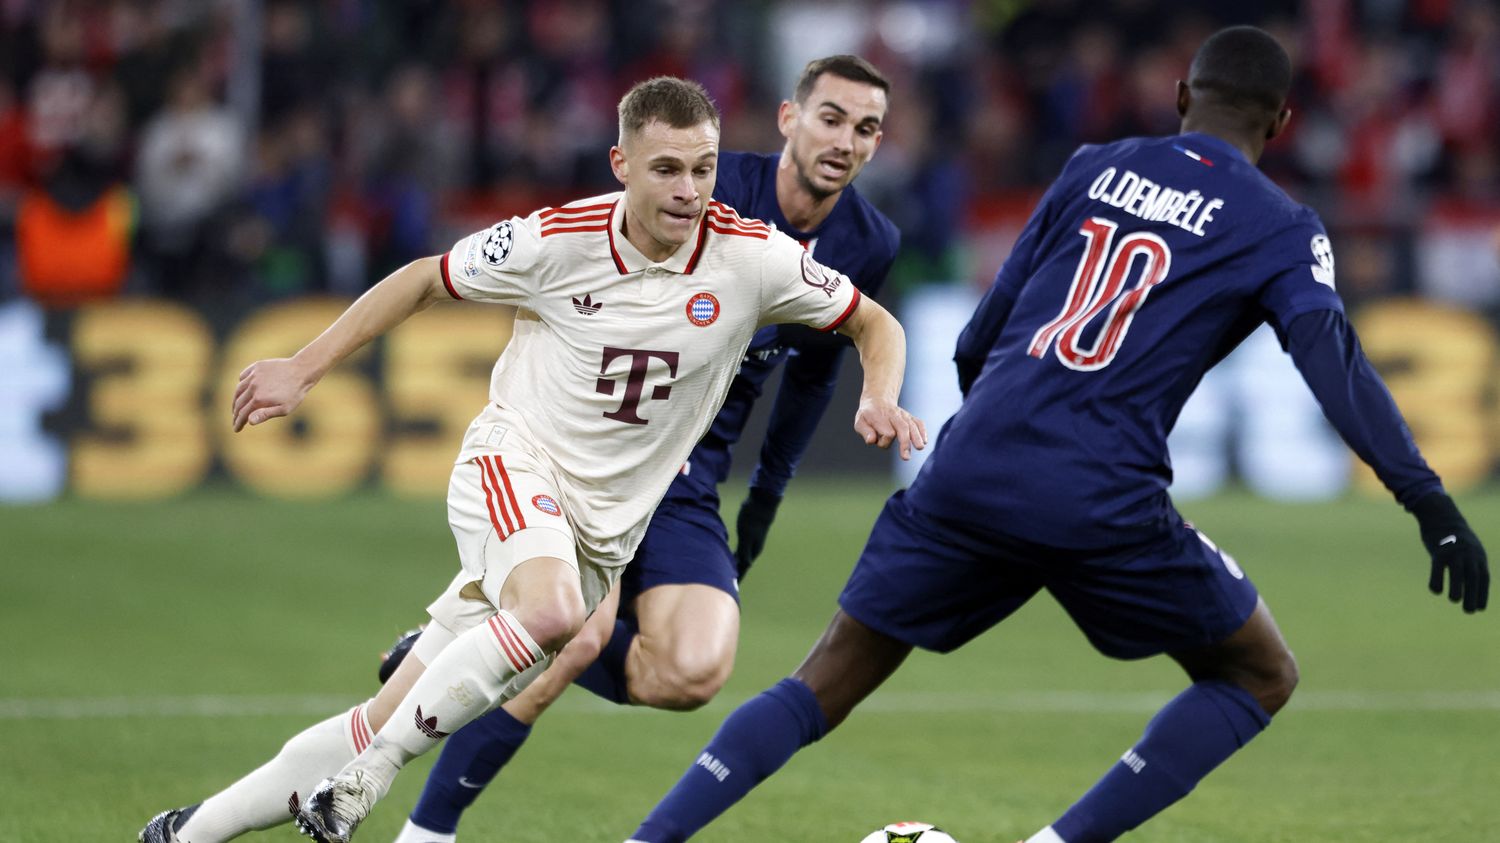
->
xmin=859 ymin=821 xmax=960 ymax=843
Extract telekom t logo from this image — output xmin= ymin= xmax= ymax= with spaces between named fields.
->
xmin=596 ymin=347 xmax=680 ymax=425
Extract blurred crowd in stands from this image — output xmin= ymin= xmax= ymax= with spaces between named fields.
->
xmin=1 ymin=0 xmax=1497 ymax=313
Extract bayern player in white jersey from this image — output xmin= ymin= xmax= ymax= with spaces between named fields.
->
xmin=138 ymin=77 xmax=924 ymax=843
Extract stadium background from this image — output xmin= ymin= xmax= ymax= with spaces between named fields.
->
xmin=1 ymin=2 xmax=1497 ymax=841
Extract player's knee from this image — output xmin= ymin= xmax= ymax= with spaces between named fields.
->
xmin=510 ymin=599 xmax=587 ymax=654
xmin=637 ymin=647 xmax=733 ymax=711
xmin=1256 ymin=647 xmax=1299 ymax=715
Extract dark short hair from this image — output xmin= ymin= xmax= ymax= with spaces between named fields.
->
xmin=617 ymin=77 xmax=720 ymax=141
xmin=1188 ymin=26 xmax=1292 ymax=116
xmin=793 ymin=55 xmax=890 ymax=103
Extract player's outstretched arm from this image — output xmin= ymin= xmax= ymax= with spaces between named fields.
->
xmin=232 ymin=256 xmax=450 ymax=431
xmin=836 ymin=296 xmax=926 ymax=460
xmin=1284 ymin=309 xmax=1489 ymax=612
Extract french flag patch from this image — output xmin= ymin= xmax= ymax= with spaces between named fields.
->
xmin=1173 ymin=144 xmax=1214 ymax=166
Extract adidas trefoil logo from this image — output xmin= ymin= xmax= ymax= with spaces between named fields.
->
xmin=414 ymin=705 xmax=450 ymax=740
xmin=573 ymin=293 xmax=604 ymax=316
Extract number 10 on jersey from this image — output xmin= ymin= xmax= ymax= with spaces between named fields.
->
xmin=1029 ymin=217 xmax=1172 ymax=371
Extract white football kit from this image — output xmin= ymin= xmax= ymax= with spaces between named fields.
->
xmin=428 ymin=193 xmax=861 ymax=632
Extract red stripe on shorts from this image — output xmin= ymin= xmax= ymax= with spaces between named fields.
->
xmin=486 ymin=456 xmax=522 ymax=534
xmin=494 ymin=455 xmax=527 ymax=530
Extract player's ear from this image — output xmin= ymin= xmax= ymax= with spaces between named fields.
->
xmin=1267 ymin=106 xmax=1292 ymax=140
xmin=1175 ymin=81 xmax=1190 ymax=118
xmin=776 ymin=100 xmax=797 ymax=140
xmin=609 ymin=145 xmax=628 ymax=186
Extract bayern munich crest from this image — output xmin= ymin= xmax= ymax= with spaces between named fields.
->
xmin=531 ymin=494 xmax=562 ymax=516
xmin=686 ymin=292 xmax=721 ymax=326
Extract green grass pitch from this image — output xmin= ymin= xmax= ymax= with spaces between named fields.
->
xmin=2 ymin=482 xmax=1496 ymax=842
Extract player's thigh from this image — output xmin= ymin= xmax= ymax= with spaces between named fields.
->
xmin=446 ymin=453 xmax=603 ymax=639
xmin=1048 ymin=521 xmax=1260 ymax=660
xmin=620 ymin=495 xmax=739 ymax=611
xmin=633 ymin=583 xmax=741 ymax=675
xmin=838 ymin=490 xmax=1044 ymax=654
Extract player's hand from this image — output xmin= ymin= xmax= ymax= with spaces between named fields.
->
xmin=734 ymin=487 xmax=781 ymax=580
xmin=1412 ymin=492 xmax=1489 ymax=614
xmin=232 ymin=357 xmax=316 ymax=432
xmin=854 ymin=399 xmax=927 ymax=460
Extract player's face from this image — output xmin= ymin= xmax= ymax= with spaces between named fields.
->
xmin=610 ymin=119 xmax=719 ymax=261
xmin=779 ymin=74 xmax=886 ymax=200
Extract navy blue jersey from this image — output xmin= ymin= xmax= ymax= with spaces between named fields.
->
xmin=667 ymin=150 xmax=901 ymax=503
xmin=916 ymin=133 xmax=1438 ymax=549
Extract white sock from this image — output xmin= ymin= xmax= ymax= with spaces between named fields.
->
xmin=1026 ymin=827 xmax=1067 ymax=843
xmin=176 ymin=702 xmax=373 ymax=842
xmin=393 ymin=817 xmax=458 ymax=843
xmin=342 ymin=610 xmax=546 ymax=801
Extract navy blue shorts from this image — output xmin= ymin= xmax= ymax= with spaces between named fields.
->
xmin=838 ymin=491 xmax=1259 ymax=660
xmin=620 ymin=493 xmax=740 ymax=609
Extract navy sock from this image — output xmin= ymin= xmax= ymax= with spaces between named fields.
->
xmin=630 ymin=678 xmax=828 ymax=843
xmin=572 ymin=617 xmax=637 ymax=704
xmin=408 ymin=706 xmax=533 ymax=834
xmin=1052 ymin=680 xmax=1271 ymax=843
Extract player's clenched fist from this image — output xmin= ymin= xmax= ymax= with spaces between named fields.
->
xmin=232 ymin=357 xmax=317 ymax=432
xmin=854 ymin=399 xmax=927 ymax=460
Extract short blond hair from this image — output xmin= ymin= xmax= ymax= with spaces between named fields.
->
xmin=617 ymin=77 xmax=720 ymax=142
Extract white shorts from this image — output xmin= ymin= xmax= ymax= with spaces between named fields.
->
xmin=426 ymin=449 xmax=617 ymax=637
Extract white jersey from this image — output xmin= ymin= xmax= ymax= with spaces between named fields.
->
xmin=441 ymin=192 xmax=862 ymax=567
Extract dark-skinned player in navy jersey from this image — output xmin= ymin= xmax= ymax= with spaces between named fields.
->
xmin=387 ymin=55 xmax=901 ymax=843
xmin=623 ymin=27 xmax=1488 ymax=843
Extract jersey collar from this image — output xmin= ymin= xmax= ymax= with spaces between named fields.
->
xmin=607 ymin=199 xmax=709 ymax=276
xmin=1178 ymin=132 xmax=1250 ymax=166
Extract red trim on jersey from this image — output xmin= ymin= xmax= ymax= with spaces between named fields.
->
xmin=540 ymin=202 xmax=615 ymax=220
xmin=604 ymin=201 xmax=630 ymax=275
xmin=439 ymin=253 xmax=462 ymax=300
xmin=541 ymin=222 xmax=610 ymax=237
xmin=706 ymin=216 xmax=770 ymax=236
xmin=541 ymin=211 xmax=611 ymax=227
xmin=818 ymin=287 xmax=862 ymax=332
xmin=708 ymin=201 xmax=771 ymax=229
xmin=706 ymin=222 xmax=769 ymax=240
xmin=683 ymin=213 xmax=710 ymax=274
xmin=706 ymin=217 xmax=770 ymax=237
xmin=494 ymin=455 xmax=528 ymax=531
xmin=487 ymin=615 xmax=533 ymax=673
xmin=478 ymin=457 xmax=514 ymax=538
xmin=707 ymin=208 xmax=769 ymax=228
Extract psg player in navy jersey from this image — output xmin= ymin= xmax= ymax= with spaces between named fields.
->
xmin=624 ymin=27 xmax=1488 ymax=843
xmin=387 ymin=56 xmax=901 ymax=843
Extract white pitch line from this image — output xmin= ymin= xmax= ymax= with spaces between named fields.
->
xmin=2 ymin=690 xmax=1498 ymax=721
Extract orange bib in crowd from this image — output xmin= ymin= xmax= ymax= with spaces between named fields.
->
xmin=17 ymin=184 xmax=134 ymax=307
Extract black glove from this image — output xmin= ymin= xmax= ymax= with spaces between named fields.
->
xmin=377 ymin=626 xmax=424 ymax=684
xmin=734 ymin=487 xmax=782 ymax=580
xmin=1412 ymin=492 xmax=1489 ymax=614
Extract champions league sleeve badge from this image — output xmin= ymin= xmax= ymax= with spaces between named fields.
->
xmin=482 ymin=221 xmax=515 ymax=267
